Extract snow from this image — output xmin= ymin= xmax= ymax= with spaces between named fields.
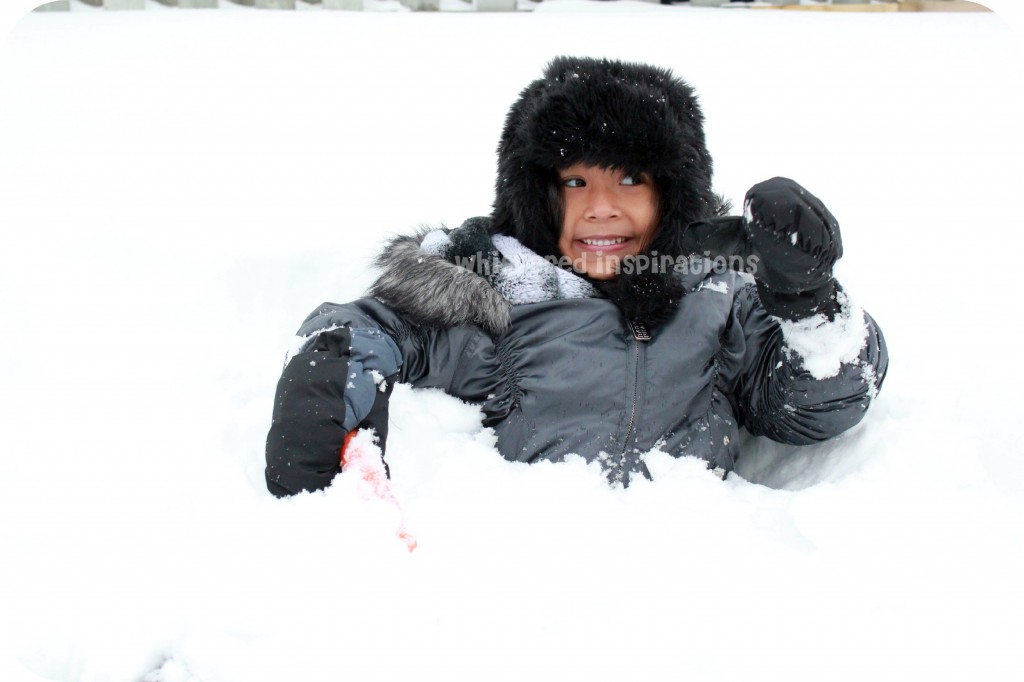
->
xmin=697 ymin=279 xmax=729 ymax=295
xmin=778 ymin=291 xmax=869 ymax=380
xmin=1 ymin=3 xmax=1023 ymax=682
xmin=418 ymin=228 xmax=452 ymax=254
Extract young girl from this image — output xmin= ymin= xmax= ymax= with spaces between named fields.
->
xmin=265 ymin=56 xmax=888 ymax=497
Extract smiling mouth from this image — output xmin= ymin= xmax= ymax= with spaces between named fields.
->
xmin=580 ymin=237 xmax=629 ymax=247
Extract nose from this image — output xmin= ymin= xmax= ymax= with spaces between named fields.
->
xmin=584 ymin=183 xmax=621 ymax=221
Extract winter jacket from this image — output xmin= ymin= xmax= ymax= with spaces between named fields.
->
xmin=265 ymin=57 xmax=889 ymax=496
xmin=265 ymin=218 xmax=888 ymax=496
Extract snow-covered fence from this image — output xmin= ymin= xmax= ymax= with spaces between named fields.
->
xmin=477 ymin=0 xmax=516 ymax=10
xmin=691 ymin=0 xmax=988 ymax=10
xmin=322 ymin=0 xmax=365 ymax=9
xmin=31 ymin=0 xmax=992 ymax=11
xmin=48 ymin=0 xmax=520 ymax=8
xmin=77 ymin=0 xmax=145 ymax=7
xmin=154 ymin=0 xmax=218 ymax=6
xmin=254 ymin=0 xmax=296 ymax=9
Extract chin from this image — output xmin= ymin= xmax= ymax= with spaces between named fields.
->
xmin=583 ymin=268 xmax=618 ymax=281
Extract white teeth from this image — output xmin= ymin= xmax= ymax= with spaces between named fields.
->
xmin=582 ymin=237 xmax=627 ymax=246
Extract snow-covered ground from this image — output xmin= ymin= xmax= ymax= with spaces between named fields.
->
xmin=1 ymin=3 xmax=1022 ymax=681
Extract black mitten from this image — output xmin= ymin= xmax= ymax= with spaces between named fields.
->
xmin=744 ymin=177 xmax=842 ymax=320
xmin=682 ymin=177 xmax=843 ymax=320
xmin=265 ymin=327 xmax=397 ymax=497
xmin=265 ymin=327 xmax=354 ymax=497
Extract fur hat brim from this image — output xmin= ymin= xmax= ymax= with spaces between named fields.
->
xmin=491 ymin=56 xmax=726 ymax=261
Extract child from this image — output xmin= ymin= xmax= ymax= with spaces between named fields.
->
xmin=265 ymin=56 xmax=888 ymax=497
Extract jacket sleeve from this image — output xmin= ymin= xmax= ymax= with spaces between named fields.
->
xmin=727 ymin=281 xmax=888 ymax=444
xmin=264 ymin=297 xmax=503 ymax=497
xmin=264 ymin=299 xmax=405 ymax=497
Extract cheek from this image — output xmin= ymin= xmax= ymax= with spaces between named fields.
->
xmin=560 ymin=192 xmax=579 ymax=225
xmin=558 ymin=194 xmax=578 ymax=253
xmin=637 ymin=194 xmax=659 ymax=243
xmin=557 ymin=235 xmax=569 ymax=258
xmin=556 ymin=227 xmax=572 ymax=260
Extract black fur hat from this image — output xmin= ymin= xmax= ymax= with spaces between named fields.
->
xmin=490 ymin=56 xmax=725 ymax=261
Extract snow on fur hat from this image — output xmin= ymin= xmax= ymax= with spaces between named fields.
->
xmin=490 ymin=56 xmax=724 ymax=260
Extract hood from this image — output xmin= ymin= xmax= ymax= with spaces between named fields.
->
xmin=490 ymin=56 xmax=727 ymax=261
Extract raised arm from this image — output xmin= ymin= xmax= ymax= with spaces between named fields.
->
xmin=729 ymin=283 xmax=887 ymax=443
xmin=687 ymin=177 xmax=889 ymax=443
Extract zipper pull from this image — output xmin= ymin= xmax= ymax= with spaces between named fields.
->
xmin=628 ymin=320 xmax=651 ymax=342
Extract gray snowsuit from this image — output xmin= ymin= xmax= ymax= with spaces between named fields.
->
xmin=265 ymin=220 xmax=887 ymax=496
xmin=264 ymin=57 xmax=888 ymax=496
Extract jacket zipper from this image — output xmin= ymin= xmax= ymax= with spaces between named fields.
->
xmin=622 ymin=320 xmax=651 ymax=455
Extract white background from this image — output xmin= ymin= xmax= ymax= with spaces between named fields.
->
xmin=1 ymin=3 xmax=1022 ymax=681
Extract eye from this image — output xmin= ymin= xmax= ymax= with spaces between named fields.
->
xmin=561 ymin=177 xmax=585 ymax=188
xmin=620 ymin=173 xmax=646 ymax=186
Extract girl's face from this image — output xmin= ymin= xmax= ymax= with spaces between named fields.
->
xmin=557 ymin=163 xmax=658 ymax=280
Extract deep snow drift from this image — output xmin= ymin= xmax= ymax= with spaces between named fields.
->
xmin=1 ymin=3 xmax=1022 ymax=681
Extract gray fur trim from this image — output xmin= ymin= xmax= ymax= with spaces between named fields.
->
xmin=369 ymin=229 xmax=513 ymax=336
xmin=368 ymin=222 xmax=601 ymax=336
xmin=490 ymin=234 xmax=596 ymax=304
